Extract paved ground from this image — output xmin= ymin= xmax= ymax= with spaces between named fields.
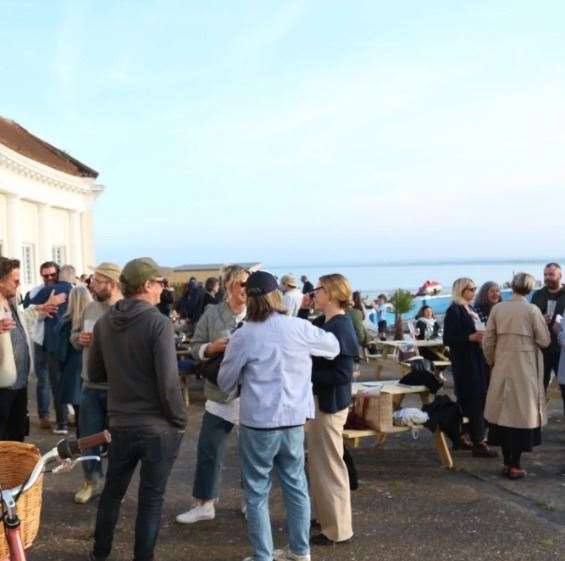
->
xmin=19 ymin=366 xmax=565 ymax=561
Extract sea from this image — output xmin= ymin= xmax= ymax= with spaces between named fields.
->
xmin=267 ymin=259 xmax=559 ymax=322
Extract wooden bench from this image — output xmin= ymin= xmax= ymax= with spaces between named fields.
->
xmin=343 ymin=426 xmax=454 ymax=469
xmin=344 ymin=382 xmax=455 ymax=469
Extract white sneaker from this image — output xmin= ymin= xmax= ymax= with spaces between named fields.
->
xmin=175 ymin=501 xmax=215 ymax=524
xmin=241 ymin=500 xmax=247 ymax=518
xmin=273 ymin=548 xmax=311 ymax=561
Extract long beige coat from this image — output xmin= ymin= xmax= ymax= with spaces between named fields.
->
xmin=483 ymin=294 xmax=550 ymax=429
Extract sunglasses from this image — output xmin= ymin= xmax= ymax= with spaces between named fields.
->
xmin=42 ymin=273 xmax=57 ymax=280
xmin=465 ymin=286 xmax=477 ymax=292
xmin=150 ymin=279 xmax=166 ymax=287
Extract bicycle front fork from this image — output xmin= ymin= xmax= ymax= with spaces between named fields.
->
xmin=1 ymin=489 xmax=27 ymax=561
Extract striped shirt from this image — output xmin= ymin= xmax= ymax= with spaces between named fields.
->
xmin=9 ymin=303 xmax=31 ymax=390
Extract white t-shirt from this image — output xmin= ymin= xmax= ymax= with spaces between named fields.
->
xmin=283 ymin=288 xmax=303 ymax=317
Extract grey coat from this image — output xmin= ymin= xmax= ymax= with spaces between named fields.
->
xmin=189 ymin=301 xmax=241 ymax=403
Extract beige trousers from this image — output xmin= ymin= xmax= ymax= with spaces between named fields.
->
xmin=307 ymin=402 xmax=353 ymax=542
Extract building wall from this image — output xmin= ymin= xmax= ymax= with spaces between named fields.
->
xmin=0 ymin=193 xmax=6 ymax=255
xmin=0 ymin=141 xmax=103 ymax=290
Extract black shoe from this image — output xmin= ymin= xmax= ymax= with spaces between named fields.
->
xmin=472 ymin=442 xmax=498 ymax=458
xmin=310 ymin=533 xmax=352 ymax=546
xmin=88 ymin=551 xmax=108 ymax=561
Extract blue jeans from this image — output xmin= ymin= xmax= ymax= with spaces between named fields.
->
xmin=33 ymin=343 xmax=51 ymax=419
xmin=239 ymin=425 xmax=310 ymax=561
xmin=47 ymin=351 xmax=68 ymax=427
xmin=192 ymin=411 xmax=234 ymax=500
xmin=79 ymin=387 xmax=108 ymax=480
xmin=93 ymin=428 xmax=183 ymax=561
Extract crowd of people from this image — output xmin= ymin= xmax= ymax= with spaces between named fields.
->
xmin=1 ymin=256 xmax=565 ymax=561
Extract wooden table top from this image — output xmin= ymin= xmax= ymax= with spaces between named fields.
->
xmin=352 ymin=380 xmax=428 ymax=396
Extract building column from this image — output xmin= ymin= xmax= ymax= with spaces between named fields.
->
xmin=37 ymin=203 xmax=52 ymax=265
xmin=82 ymin=206 xmax=96 ymax=270
xmin=6 ymin=194 xmax=22 ymax=259
xmin=69 ymin=209 xmax=83 ymax=273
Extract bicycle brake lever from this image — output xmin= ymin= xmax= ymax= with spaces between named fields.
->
xmin=51 ymin=456 xmax=101 ymax=474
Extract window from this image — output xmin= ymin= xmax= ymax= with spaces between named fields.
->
xmin=52 ymin=245 xmax=66 ymax=266
xmin=22 ymin=244 xmax=35 ymax=286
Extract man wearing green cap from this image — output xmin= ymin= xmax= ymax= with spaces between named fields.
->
xmin=87 ymin=257 xmax=187 ymax=561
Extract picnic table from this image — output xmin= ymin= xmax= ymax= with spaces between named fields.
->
xmin=371 ymin=339 xmax=450 ymax=379
xmin=176 ymin=345 xmax=193 ymax=406
xmin=343 ymin=380 xmax=454 ymax=469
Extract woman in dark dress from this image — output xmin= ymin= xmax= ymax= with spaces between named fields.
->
xmin=443 ymin=278 xmax=497 ymax=457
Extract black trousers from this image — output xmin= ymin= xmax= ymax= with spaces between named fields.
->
xmin=460 ymin=396 xmax=486 ymax=444
xmin=0 ymin=386 xmax=28 ymax=442
xmin=502 ymin=447 xmax=522 ymax=468
xmin=543 ymin=348 xmax=561 ymax=390
xmin=93 ymin=428 xmax=183 ymax=561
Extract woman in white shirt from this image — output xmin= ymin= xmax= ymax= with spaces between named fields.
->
xmin=176 ymin=265 xmax=248 ymax=524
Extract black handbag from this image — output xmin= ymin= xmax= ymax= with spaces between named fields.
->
xmin=195 ymin=353 xmax=224 ymax=385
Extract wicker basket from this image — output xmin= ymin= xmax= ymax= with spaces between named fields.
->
xmin=0 ymin=442 xmax=43 ymax=559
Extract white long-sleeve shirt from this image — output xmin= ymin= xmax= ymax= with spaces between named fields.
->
xmin=217 ymin=313 xmax=339 ymax=429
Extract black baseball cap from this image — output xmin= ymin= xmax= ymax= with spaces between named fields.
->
xmin=243 ymin=271 xmax=278 ymax=296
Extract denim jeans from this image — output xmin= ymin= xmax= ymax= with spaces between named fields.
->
xmin=79 ymin=387 xmax=108 ymax=480
xmin=33 ymin=343 xmax=51 ymax=419
xmin=239 ymin=425 xmax=310 ymax=561
xmin=93 ymin=428 xmax=183 ymax=561
xmin=47 ymin=351 xmax=68 ymax=427
xmin=192 ymin=411 xmax=234 ymax=500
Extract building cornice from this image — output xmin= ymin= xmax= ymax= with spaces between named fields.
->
xmin=0 ymin=142 xmax=104 ymax=195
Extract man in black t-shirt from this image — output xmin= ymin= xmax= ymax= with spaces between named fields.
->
xmin=301 ymin=275 xmax=314 ymax=294
xmin=531 ymin=262 xmax=565 ymax=391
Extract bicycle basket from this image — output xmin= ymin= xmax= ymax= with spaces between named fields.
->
xmin=0 ymin=442 xmax=43 ymax=559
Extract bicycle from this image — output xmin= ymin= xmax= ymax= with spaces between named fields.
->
xmin=0 ymin=431 xmax=111 ymax=561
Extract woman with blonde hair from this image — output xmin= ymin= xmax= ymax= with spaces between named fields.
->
xmin=443 ymin=278 xmax=496 ymax=457
xmin=308 ymin=273 xmax=358 ymax=545
xmin=176 ymin=265 xmax=249 ymax=524
xmin=483 ymin=273 xmax=550 ymax=479
xmin=56 ymin=284 xmax=92 ymax=435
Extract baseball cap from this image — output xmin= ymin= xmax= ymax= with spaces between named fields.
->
xmin=243 ymin=271 xmax=279 ymax=296
xmin=120 ymin=257 xmax=164 ymax=289
xmin=280 ymin=274 xmax=298 ymax=288
xmin=94 ymin=262 xmax=121 ymax=283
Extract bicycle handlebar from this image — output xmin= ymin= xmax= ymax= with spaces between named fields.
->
xmin=57 ymin=430 xmax=112 ymax=459
xmin=1 ymin=431 xmax=111 ymax=500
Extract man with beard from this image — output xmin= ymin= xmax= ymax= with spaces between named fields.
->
xmin=71 ymin=262 xmax=122 ymax=504
xmin=23 ymin=260 xmax=60 ymax=430
xmin=532 ymin=262 xmax=565 ymax=391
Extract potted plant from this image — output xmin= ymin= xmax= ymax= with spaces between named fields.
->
xmin=389 ymin=289 xmax=415 ymax=340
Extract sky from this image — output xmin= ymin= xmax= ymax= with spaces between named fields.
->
xmin=1 ymin=1 xmax=564 ymax=267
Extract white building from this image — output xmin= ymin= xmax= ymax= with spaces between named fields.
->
xmin=0 ymin=116 xmax=104 ymax=290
